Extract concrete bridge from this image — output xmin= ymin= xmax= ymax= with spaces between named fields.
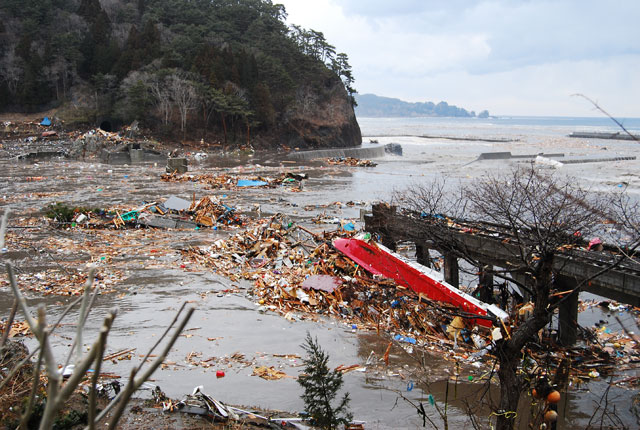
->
xmin=364 ymin=204 xmax=640 ymax=345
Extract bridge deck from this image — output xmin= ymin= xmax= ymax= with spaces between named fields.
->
xmin=364 ymin=206 xmax=640 ymax=306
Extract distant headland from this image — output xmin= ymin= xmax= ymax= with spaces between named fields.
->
xmin=355 ymin=93 xmax=489 ymax=118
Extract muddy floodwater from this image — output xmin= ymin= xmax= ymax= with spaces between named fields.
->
xmin=2 ymin=117 xmax=640 ymax=429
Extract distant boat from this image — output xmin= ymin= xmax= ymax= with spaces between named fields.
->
xmin=333 ymin=238 xmax=508 ymax=327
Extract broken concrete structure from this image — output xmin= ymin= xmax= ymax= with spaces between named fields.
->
xmin=287 ymin=142 xmax=402 ymax=160
xmin=100 ymin=143 xmax=166 ymax=165
xmin=166 ymin=157 xmax=188 ymax=174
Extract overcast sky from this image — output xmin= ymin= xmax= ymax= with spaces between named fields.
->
xmin=276 ymin=0 xmax=640 ymax=117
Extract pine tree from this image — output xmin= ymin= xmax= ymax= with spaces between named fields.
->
xmin=298 ymin=332 xmax=352 ymax=430
xmin=252 ymin=82 xmax=275 ymax=129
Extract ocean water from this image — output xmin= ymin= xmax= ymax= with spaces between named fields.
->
xmin=339 ymin=115 xmax=640 ymax=203
xmin=357 ymin=115 xmax=640 ymax=139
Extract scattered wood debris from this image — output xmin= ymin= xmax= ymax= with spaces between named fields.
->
xmin=327 ymin=157 xmax=377 ymax=167
xmin=160 ymin=171 xmax=307 ymax=191
xmin=42 ymin=195 xmax=245 ymax=230
xmin=179 ymin=214 xmax=640 ymax=378
xmin=252 ymin=366 xmax=292 ymax=380
xmin=1 ymin=320 xmax=32 ymax=338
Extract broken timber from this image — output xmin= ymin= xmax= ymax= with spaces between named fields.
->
xmin=333 ymin=238 xmax=508 ymax=327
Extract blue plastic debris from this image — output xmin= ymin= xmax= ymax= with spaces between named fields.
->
xmin=394 ymin=334 xmax=416 ymax=344
xmin=40 ymin=117 xmax=51 ymax=126
xmin=428 ymin=394 xmax=435 ymax=406
xmin=237 ymin=179 xmax=268 ymax=187
xmin=407 ymin=381 xmax=414 ymax=391
xmin=342 ymin=222 xmax=355 ymax=231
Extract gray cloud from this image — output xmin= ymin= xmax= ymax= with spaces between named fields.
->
xmin=338 ymin=1 xmax=640 ymax=72
xmin=278 ymin=0 xmax=640 ymax=116
xmin=471 ymin=1 xmax=640 ymax=71
xmin=339 ymin=0 xmax=481 ymax=17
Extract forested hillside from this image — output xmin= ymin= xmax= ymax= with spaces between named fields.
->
xmin=0 ymin=0 xmax=361 ymax=149
xmin=355 ymin=93 xmax=489 ymax=118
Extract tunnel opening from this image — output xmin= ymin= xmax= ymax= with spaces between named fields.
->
xmin=99 ymin=120 xmax=112 ymax=132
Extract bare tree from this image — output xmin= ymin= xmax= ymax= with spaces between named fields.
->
xmin=147 ymin=72 xmax=172 ymax=126
xmin=1 ymin=50 xmax=22 ymax=95
xmin=389 ymin=165 xmax=636 ymax=430
xmin=168 ymin=72 xmax=198 ymax=134
xmin=604 ymin=182 xmax=640 ymax=271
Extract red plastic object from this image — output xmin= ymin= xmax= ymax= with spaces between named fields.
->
xmin=333 ymin=238 xmax=496 ymax=327
xmin=216 ymin=370 xmax=225 ymax=378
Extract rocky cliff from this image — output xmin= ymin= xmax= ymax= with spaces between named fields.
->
xmin=282 ymin=77 xmax=361 ymax=149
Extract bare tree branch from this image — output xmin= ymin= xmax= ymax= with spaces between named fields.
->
xmin=573 ymin=93 xmax=639 ymax=143
xmin=94 ymin=306 xmax=194 ymax=428
xmin=19 ymin=333 xmax=46 ymax=430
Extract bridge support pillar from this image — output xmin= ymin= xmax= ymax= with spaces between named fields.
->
xmin=444 ymin=253 xmax=459 ymax=288
xmin=415 ymin=242 xmax=431 ymax=268
xmin=558 ymin=277 xmax=579 ymax=346
xmin=478 ymin=265 xmax=494 ymax=303
xmin=381 ymin=236 xmax=396 ymax=252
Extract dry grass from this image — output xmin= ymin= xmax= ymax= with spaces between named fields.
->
xmin=0 ymin=340 xmax=36 ymax=426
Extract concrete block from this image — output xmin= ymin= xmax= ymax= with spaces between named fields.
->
xmin=130 ymin=148 xmax=144 ymax=163
xmin=167 ymin=157 xmax=188 ymax=173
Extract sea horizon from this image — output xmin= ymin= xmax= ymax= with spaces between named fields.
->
xmin=357 ymin=114 xmax=640 ymax=122
xmin=356 ymin=114 xmax=640 ymax=138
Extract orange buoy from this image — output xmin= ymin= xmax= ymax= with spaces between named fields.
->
xmin=546 ymin=390 xmax=561 ymax=404
xmin=544 ymin=410 xmax=558 ymax=422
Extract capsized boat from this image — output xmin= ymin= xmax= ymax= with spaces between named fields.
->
xmin=333 ymin=238 xmax=508 ymax=327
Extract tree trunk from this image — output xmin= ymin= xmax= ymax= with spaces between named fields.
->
xmin=495 ymin=255 xmax=554 ymax=430
xmin=221 ymin=113 xmax=227 ymax=146
xmin=478 ymin=265 xmax=494 ymax=304
xmin=495 ymin=345 xmax=521 ymax=430
xmin=415 ymin=242 xmax=430 ymax=268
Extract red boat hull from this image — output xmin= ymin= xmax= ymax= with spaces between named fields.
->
xmin=333 ymin=238 xmax=500 ymax=327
